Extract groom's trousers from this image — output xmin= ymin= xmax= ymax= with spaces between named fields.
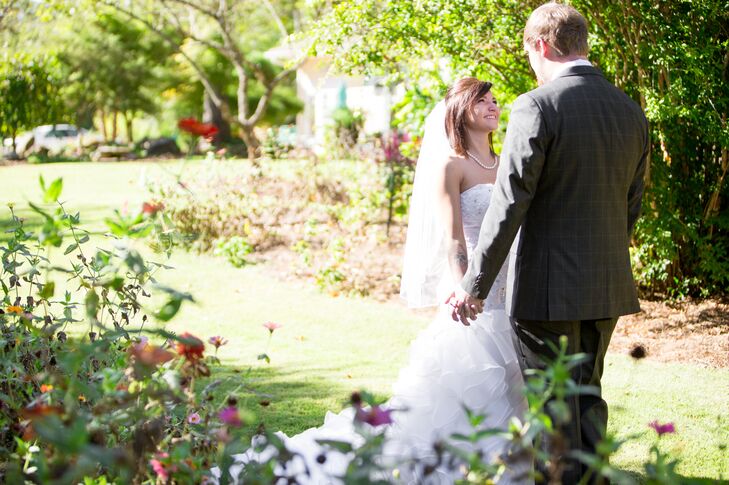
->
xmin=510 ymin=317 xmax=617 ymax=485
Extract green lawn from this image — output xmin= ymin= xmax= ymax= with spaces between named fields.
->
xmin=2 ymin=160 xmax=727 ymax=481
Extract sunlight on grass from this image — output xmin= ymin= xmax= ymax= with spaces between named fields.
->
xmin=2 ymin=160 xmax=727 ymax=480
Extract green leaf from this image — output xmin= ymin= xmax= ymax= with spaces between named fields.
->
xmin=43 ymin=177 xmax=63 ymax=203
xmin=155 ymin=297 xmax=182 ymax=322
xmin=38 ymin=281 xmax=55 ymax=299
xmin=64 ymin=243 xmax=78 ymax=255
xmin=104 ymin=218 xmax=126 ymax=237
xmin=28 ymin=201 xmax=54 ymax=222
xmin=257 ymin=353 xmax=270 ymax=363
xmin=85 ymin=289 xmax=99 ymax=322
xmin=124 ymin=250 xmax=147 ymax=275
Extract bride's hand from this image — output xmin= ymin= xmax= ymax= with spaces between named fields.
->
xmin=447 ymin=288 xmax=483 ymax=326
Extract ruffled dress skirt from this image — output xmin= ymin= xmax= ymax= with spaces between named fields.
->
xmin=219 ymin=306 xmax=530 ymax=484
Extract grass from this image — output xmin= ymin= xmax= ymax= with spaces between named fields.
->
xmin=1 ymin=160 xmax=728 ymax=481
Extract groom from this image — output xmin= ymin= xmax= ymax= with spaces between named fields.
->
xmin=451 ymin=2 xmax=648 ymax=482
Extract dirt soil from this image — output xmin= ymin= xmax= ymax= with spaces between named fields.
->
xmin=611 ymin=297 xmax=728 ymax=368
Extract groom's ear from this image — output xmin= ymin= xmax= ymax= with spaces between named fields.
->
xmin=536 ymin=38 xmax=550 ymax=57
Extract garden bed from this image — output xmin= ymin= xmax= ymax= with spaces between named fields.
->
xmin=149 ymin=159 xmax=728 ymax=369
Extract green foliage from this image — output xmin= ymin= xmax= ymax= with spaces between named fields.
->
xmin=57 ymin=11 xmax=178 ymax=138
xmin=0 ymin=55 xmax=66 ymax=150
xmin=576 ymin=0 xmax=729 ymax=298
xmin=167 ymin=46 xmax=303 ymax=130
xmin=313 ymin=0 xmax=729 ymax=298
xmin=0 ymin=178 xmax=210 ymax=483
xmin=312 ymin=0 xmax=535 ymax=108
xmin=214 ymin=236 xmax=254 ymax=268
xmin=151 ymin=160 xmax=410 ymax=297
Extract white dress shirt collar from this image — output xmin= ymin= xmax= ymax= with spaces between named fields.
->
xmin=551 ymin=59 xmax=592 ymax=80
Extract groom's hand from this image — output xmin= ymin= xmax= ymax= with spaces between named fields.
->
xmin=447 ymin=288 xmax=484 ymax=326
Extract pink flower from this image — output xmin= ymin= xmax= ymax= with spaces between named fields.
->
xmin=150 ymin=457 xmax=169 ymax=481
xmin=355 ymin=405 xmax=393 ymax=427
xmin=208 ymin=335 xmax=228 ymax=349
xmin=649 ymin=420 xmax=676 ymax=436
xmin=262 ymin=321 xmax=282 ymax=334
xmin=219 ymin=406 xmax=243 ymax=427
xmin=187 ymin=412 xmax=201 ymax=425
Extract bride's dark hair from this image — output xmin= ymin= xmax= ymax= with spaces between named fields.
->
xmin=444 ymin=77 xmax=496 ymax=157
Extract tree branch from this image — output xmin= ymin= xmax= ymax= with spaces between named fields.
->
xmin=262 ymin=0 xmax=289 ymax=38
xmin=0 ymin=0 xmax=19 ymax=33
xmin=163 ymin=0 xmax=217 ymax=19
xmin=102 ymin=0 xmax=229 ymax=116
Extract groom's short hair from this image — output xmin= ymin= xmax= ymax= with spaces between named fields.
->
xmin=524 ymin=2 xmax=589 ymax=57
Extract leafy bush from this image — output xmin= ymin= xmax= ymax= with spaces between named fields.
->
xmin=214 ymin=236 xmax=254 ymax=268
xmin=151 ymin=160 xmax=413 ymax=298
xmin=0 ymin=178 xmax=259 ymax=483
xmin=331 ymin=106 xmax=364 ymax=149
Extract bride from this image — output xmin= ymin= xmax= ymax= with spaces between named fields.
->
xmin=218 ymin=78 xmax=531 ymax=484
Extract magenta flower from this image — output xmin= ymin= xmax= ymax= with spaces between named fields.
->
xmin=262 ymin=321 xmax=283 ymax=334
xmin=355 ymin=404 xmax=394 ymax=427
xmin=649 ymin=420 xmax=676 ymax=436
xmin=219 ymin=406 xmax=243 ymax=427
xmin=208 ymin=335 xmax=228 ymax=349
xmin=187 ymin=412 xmax=201 ymax=425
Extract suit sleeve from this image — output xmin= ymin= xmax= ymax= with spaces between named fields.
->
xmin=461 ymin=94 xmax=548 ymax=299
xmin=627 ymin=115 xmax=649 ymax=236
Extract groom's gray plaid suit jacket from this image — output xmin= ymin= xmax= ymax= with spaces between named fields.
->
xmin=461 ymin=65 xmax=649 ymax=321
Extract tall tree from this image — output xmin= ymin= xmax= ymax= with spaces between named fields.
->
xmin=98 ymin=0 xmax=309 ymax=160
xmin=58 ymin=12 xmax=178 ymax=142
xmin=0 ymin=55 xmax=65 ymax=153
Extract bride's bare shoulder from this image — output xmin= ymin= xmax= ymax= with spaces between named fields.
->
xmin=442 ymin=153 xmax=467 ymax=175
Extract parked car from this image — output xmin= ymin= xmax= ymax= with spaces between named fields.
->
xmin=3 ymin=124 xmax=104 ymax=157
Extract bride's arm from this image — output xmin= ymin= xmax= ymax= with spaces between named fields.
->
xmin=436 ymin=157 xmax=468 ymax=284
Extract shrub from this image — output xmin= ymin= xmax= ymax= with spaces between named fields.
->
xmin=151 ymin=160 xmax=413 ymax=298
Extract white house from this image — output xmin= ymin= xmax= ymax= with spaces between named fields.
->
xmin=266 ymin=44 xmax=399 ymax=149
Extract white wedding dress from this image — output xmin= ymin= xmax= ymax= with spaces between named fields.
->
xmin=217 ymin=183 xmax=529 ymax=484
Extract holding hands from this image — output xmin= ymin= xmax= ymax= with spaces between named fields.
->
xmin=446 ymin=287 xmax=484 ymax=326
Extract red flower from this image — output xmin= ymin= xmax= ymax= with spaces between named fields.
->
xmin=175 ymin=332 xmax=205 ymax=361
xmin=142 ymin=201 xmax=165 ymax=216
xmin=355 ymin=404 xmax=393 ymax=427
xmin=262 ymin=321 xmax=282 ymax=334
xmin=219 ymin=406 xmax=243 ymax=427
xmin=178 ymin=118 xmax=219 ymax=140
xmin=649 ymin=420 xmax=676 ymax=436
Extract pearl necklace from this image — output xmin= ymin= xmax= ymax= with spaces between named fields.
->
xmin=466 ymin=150 xmax=498 ymax=170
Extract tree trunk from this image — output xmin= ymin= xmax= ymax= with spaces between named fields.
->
xmin=100 ymin=109 xmax=108 ymax=142
xmin=240 ymin=125 xmax=260 ymax=163
xmin=112 ymin=111 xmax=118 ymax=142
xmin=203 ymin=92 xmax=231 ymax=144
xmin=125 ymin=112 xmax=134 ymax=144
